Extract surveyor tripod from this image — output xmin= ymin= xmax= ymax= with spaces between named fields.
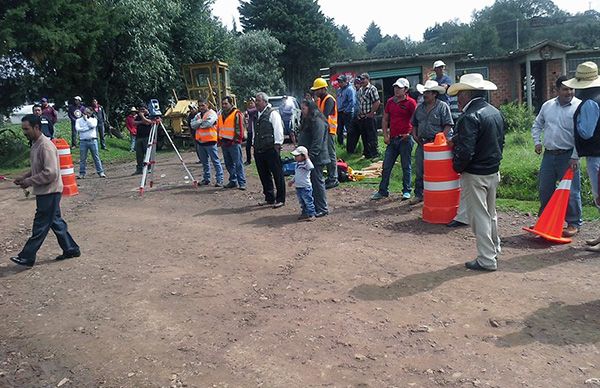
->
xmin=139 ymin=118 xmax=198 ymax=196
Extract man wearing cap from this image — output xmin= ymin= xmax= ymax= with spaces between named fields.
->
xmin=531 ymin=75 xmax=582 ymax=238
xmin=433 ymin=60 xmax=452 ymax=105
xmin=68 ymin=96 xmax=85 ymax=148
xmin=410 ymin=80 xmax=453 ymax=204
xmin=311 ymin=77 xmax=339 ymax=189
xmin=41 ymin=98 xmax=58 ymax=124
xmin=350 ymin=73 xmax=380 ymax=159
xmin=448 ymin=73 xmax=505 ymax=271
xmin=371 ymin=78 xmax=417 ymax=201
xmin=32 ymin=104 xmax=54 ymax=139
xmin=336 ymin=74 xmax=356 ymax=146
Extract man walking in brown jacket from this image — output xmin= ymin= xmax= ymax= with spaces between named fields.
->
xmin=10 ymin=114 xmax=80 ymax=268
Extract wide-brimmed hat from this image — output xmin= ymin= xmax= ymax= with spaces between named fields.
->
xmin=563 ymin=61 xmax=600 ymax=89
xmin=416 ymin=80 xmax=446 ymax=94
xmin=447 ymin=73 xmax=497 ymax=96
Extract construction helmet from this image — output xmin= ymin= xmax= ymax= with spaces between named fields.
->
xmin=310 ymin=77 xmax=328 ymax=91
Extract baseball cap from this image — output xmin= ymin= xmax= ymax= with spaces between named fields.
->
xmin=393 ymin=78 xmax=410 ymax=88
xmin=337 ymin=74 xmax=348 ymax=83
xmin=433 ymin=60 xmax=446 ymax=68
xmin=74 ymin=96 xmax=82 ymax=101
xmin=291 ymin=146 xmax=309 ymax=157
xmin=41 ymin=97 xmax=48 ymax=102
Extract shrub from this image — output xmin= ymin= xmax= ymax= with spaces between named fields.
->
xmin=500 ymin=102 xmax=535 ymax=133
xmin=0 ymin=127 xmax=28 ymax=168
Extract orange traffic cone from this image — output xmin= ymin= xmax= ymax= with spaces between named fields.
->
xmin=523 ymin=168 xmax=573 ymax=244
xmin=52 ymin=138 xmax=79 ymax=197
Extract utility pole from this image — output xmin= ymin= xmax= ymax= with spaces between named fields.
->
xmin=516 ymin=19 xmax=519 ymax=50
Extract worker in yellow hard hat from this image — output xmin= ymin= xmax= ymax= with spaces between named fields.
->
xmin=310 ymin=77 xmax=339 ymax=189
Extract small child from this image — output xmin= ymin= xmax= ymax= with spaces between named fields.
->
xmin=288 ymin=146 xmax=316 ymax=221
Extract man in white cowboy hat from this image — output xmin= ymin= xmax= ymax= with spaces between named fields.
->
xmin=448 ymin=73 xmax=505 ymax=271
xmin=563 ymin=61 xmax=600 ymax=251
xmin=531 ymin=75 xmax=582 ymax=238
xmin=410 ymin=80 xmax=453 ymax=204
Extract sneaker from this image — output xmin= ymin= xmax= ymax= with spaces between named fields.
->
xmin=273 ymin=202 xmax=285 ymax=209
xmin=408 ymin=196 xmax=423 ymax=205
xmin=77 ymin=174 xmax=86 ymax=179
xmin=370 ymin=191 xmax=387 ymax=200
xmin=131 ymin=170 xmax=142 ymax=176
xmin=315 ymin=211 xmax=329 ymax=218
xmin=9 ymin=256 xmax=34 ymax=268
xmin=224 ymin=182 xmax=237 ymax=189
xmin=258 ymin=200 xmax=275 ymax=206
xmin=402 ymin=192 xmax=411 ymax=200
xmin=214 ymin=182 xmax=223 ymax=187
xmin=238 ymin=186 xmax=247 ymax=191
xmin=98 ymin=172 xmax=107 ymax=178
xmin=200 ymin=180 xmax=210 ymax=186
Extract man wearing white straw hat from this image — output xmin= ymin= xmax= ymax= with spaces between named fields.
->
xmin=410 ymin=80 xmax=453 ymax=204
xmin=448 ymin=73 xmax=505 ymax=271
xmin=563 ymin=61 xmax=600 ymax=251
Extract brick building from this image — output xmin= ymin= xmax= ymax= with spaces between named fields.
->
xmin=329 ymin=40 xmax=600 ymax=112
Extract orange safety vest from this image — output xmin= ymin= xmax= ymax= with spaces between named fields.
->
xmin=195 ymin=110 xmax=218 ymax=143
xmin=217 ymin=108 xmax=240 ymax=141
xmin=318 ymin=94 xmax=338 ymax=135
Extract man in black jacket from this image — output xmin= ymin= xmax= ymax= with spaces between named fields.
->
xmin=448 ymin=74 xmax=505 ymax=271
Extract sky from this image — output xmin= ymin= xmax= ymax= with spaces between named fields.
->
xmin=212 ymin=0 xmax=600 ymax=41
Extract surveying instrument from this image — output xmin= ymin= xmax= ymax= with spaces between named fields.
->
xmin=138 ymin=99 xmax=198 ymax=196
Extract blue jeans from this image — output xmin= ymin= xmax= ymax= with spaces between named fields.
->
xmin=414 ymin=144 xmax=424 ymax=198
xmin=79 ymin=138 xmax=104 ymax=175
xmin=296 ymin=187 xmax=316 ymax=216
xmin=18 ymin=193 xmax=79 ymax=261
xmin=378 ymin=136 xmax=414 ymax=196
xmin=222 ymin=144 xmax=246 ymax=187
xmin=196 ymin=143 xmax=223 ymax=184
xmin=539 ymin=151 xmax=582 ymax=227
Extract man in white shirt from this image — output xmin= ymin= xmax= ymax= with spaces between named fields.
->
xmin=253 ymin=92 xmax=286 ymax=208
xmin=531 ymin=75 xmax=581 ymax=237
xmin=76 ymin=108 xmax=106 ymax=179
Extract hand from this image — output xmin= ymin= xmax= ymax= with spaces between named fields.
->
xmin=383 ymin=133 xmax=390 ymax=145
xmin=569 ymin=158 xmax=579 ymax=170
xmin=535 ymin=144 xmax=542 ymax=154
xmin=13 ymin=177 xmax=23 ymax=186
xmin=366 ymin=112 xmax=375 ymax=119
xmin=595 ymin=196 xmax=600 ymax=207
xmin=274 ymin=144 xmax=282 ymax=153
xmin=287 ymin=181 xmax=293 ymax=187
xmin=18 ymin=179 xmax=30 ymax=189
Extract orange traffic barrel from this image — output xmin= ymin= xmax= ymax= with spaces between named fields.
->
xmin=422 ymin=133 xmax=459 ymax=224
xmin=52 ymin=138 xmax=79 ymax=197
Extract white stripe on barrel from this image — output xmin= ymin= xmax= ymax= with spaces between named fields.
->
xmin=60 ymin=167 xmax=74 ymax=175
xmin=57 ymin=148 xmax=71 ymax=156
xmin=424 ymin=179 xmax=460 ymax=191
xmin=424 ymin=150 xmax=453 ymax=161
xmin=557 ymin=179 xmax=572 ymax=190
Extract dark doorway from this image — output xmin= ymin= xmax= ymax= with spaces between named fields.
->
xmin=521 ymin=61 xmax=545 ymax=112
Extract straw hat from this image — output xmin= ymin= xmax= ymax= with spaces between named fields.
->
xmin=562 ymin=61 xmax=600 ymax=89
xmin=416 ymin=80 xmax=446 ymax=94
xmin=447 ymin=73 xmax=497 ymax=96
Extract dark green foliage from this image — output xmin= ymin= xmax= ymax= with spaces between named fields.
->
xmin=362 ymin=22 xmax=382 ymax=53
xmin=500 ymin=102 xmax=535 ymax=133
xmin=239 ymin=0 xmax=337 ymax=95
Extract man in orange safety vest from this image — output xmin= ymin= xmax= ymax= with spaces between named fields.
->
xmin=311 ymin=77 xmax=339 ymax=189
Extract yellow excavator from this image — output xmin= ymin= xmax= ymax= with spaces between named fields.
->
xmin=161 ymin=61 xmax=236 ymax=147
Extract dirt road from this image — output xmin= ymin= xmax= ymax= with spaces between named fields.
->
xmin=1 ymin=151 xmax=599 ymax=387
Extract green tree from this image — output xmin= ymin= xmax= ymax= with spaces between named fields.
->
xmin=330 ymin=23 xmax=368 ymax=61
xmin=362 ymin=21 xmax=382 ymax=52
xmin=371 ymin=35 xmax=417 ymax=58
xmin=230 ymin=30 xmax=286 ymax=101
xmin=239 ymin=0 xmax=337 ymax=95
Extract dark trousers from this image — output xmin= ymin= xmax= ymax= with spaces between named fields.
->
xmin=70 ymin=121 xmax=77 ymax=147
xmin=310 ymin=164 xmax=328 ymax=214
xmin=337 ymin=112 xmax=352 ymax=145
xmin=135 ymin=136 xmax=150 ymax=172
xmin=255 ymin=148 xmax=286 ymax=204
xmin=97 ymin=124 xmax=106 ymax=149
xmin=18 ymin=193 xmax=79 ymax=261
xmin=245 ymin=129 xmax=253 ymax=163
xmin=347 ymin=117 xmax=378 ymax=158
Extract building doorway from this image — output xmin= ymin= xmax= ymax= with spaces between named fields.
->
xmin=521 ymin=61 xmax=545 ymax=112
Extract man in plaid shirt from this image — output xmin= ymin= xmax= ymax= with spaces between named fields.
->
xmin=347 ymin=73 xmax=381 ymax=159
